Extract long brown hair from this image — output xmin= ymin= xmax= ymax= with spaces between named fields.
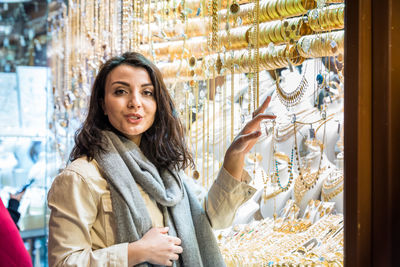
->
xmin=69 ymin=52 xmax=193 ymax=171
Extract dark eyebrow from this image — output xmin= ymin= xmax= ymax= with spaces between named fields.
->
xmin=111 ymin=81 xmax=130 ymax=86
xmin=110 ymin=81 xmax=153 ymax=88
xmin=141 ymin=83 xmax=153 ymax=88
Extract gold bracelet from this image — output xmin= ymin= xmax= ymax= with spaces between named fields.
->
xmin=329 ymin=8 xmax=338 ymax=26
xmin=268 ymin=21 xmax=277 ymax=42
xmin=293 ymin=0 xmax=303 ymax=13
xmin=338 ymin=7 xmax=345 ymax=25
xmin=267 ymin=0 xmax=280 ymax=19
xmin=296 ymin=0 xmax=307 ymax=13
xmin=277 ymin=0 xmax=288 ymax=16
xmin=260 ymin=1 xmax=269 ymax=21
xmin=275 ymin=21 xmax=285 ymax=43
xmin=286 ymin=0 xmax=296 ymax=14
xmin=260 ymin=23 xmax=270 ymax=44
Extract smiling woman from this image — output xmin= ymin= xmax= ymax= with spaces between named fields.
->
xmin=69 ymin=52 xmax=193 ymax=172
xmin=103 ymin=65 xmax=157 ymax=146
xmin=48 ymin=52 xmax=275 ymax=267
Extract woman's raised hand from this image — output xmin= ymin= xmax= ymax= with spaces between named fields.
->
xmin=223 ymin=96 xmax=276 ymax=181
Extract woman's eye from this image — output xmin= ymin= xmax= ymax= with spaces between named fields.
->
xmin=143 ymin=90 xmax=153 ymax=96
xmin=114 ymin=89 xmax=126 ymax=95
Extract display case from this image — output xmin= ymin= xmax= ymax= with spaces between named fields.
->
xmin=47 ymin=0 xmax=349 ymax=265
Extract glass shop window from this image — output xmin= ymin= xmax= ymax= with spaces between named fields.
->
xmin=0 ymin=0 xmax=51 ymax=266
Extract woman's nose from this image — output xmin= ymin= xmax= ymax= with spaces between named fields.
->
xmin=128 ymin=92 xmax=142 ymax=108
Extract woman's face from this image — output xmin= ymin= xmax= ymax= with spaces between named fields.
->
xmin=103 ymin=65 xmax=157 ymax=145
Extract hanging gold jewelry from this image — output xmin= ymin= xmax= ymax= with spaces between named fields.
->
xmin=230 ymin=0 xmax=240 ymax=15
xmin=275 ymin=63 xmax=309 ymax=108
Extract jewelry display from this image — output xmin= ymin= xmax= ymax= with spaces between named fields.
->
xmin=307 ymin=4 xmax=345 ymax=32
xmin=297 ymin=30 xmax=344 ymax=58
xmin=49 ymin=0 xmax=345 ymax=265
xmin=142 ymin=9 xmax=345 ymax=60
xmin=217 ymin=214 xmax=344 ymax=266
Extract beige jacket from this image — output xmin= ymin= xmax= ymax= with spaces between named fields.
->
xmin=48 ymin=158 xmax=256 ymax=267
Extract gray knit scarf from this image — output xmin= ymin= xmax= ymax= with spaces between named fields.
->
xmin=94 ymin=130 xmax=225 ymax=267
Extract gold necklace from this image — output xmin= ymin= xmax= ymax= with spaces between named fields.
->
xmin=275 ymin=64 xmax=309 ymax=108
xmin=293 ymin=117 xmax=326 ymax=204
xmin=294 ymin=166 xmax=327 ymax=204
xmin=300 ymin=117 xmax=326 ymax=189
xmin=254 ymin=0 xmax=260 ymax=108
xmin=211 ymin=0 xmax=219 ymax=51
xmin=263 ymin=121 xmax=281 ymax=202
xmin=322 ymin=185 xmax=344 ymax=202
xmin=322 ymin=172 xmax=344 ymax=190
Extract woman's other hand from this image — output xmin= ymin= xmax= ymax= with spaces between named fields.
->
xmin=223 ymin=96 xmax=276 ymax=181
xmin=128 ymin=227 xmax=183 ymax=266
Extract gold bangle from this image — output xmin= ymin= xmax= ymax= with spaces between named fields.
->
xmin=276 ymin=0 xmax=283 ymax=17
xmin=266 ymin=0 xmax=277 ymax=20
xmin=267 ymin=48 xmax=276 ymax=69
xmin=260 ymin=1 xmax=269 ymax=22
xmin=329 ymin=7 xmax=338 ymax=27
xmin=338 ymin=7 xmax=345 ymax=25
xmin=265 ymin=49 xmax=273 ymax=70
xmin=334 ymin=7 xmax=342 ymax=26
xmin=318 ymin=10 xmax=328 ymax=30
xmin=272 ymin=0 xmax=281 ymax=19
xmin=312 ymin=37 xmax=319 ymax=57
xmin=260 ymin=49 xmax=267 ymax=69
xmin=308 ymin=10 xmax=317 ymax=31
xmin=277 ymin=46 xmax=286 ymax=66
xmin=284 ymin=0 xmax=292 ymax=15
xmin=276 ymin=48 xmax=284 ymax=68
xmin=260 ymin=23 xmax=269 ymax=45
xmin=323 ymin=9 xmax=331 ymax=28
xmin=293 ymin=0 xmax=302 ymax=13
xmin=268 ymin=22 xmax=277 ymax=43
xmin=271 ymin=48 xmax=278 ymax=67
xmin=274 ymin=21 xmax=284 ymax=43
xmin=292 ymin=0 xmax=302 ymax=13
xmin=259 ymin=1 xmax=266 ymax=21
xmin=263 ymin=49 xmax=270 ymax=69
xmin=296 ymin=37 xmax=303 ymax=55
xmin=296 ymin=0 xmax=306 ymax=13
xmin=286 ymin=0 xmax=296 ymax=14
xmin=282 ymin=0 xmax=291 ymax=16
xmin=277 ymin=0 xmax=287 ymax=17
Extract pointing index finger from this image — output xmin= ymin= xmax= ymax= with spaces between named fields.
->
xmin=246 ymin=113 xmax=276 ymax=129
xmin=253 ymin=96 xmax=272 ymax=117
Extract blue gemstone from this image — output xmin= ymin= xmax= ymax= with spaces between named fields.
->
xmin=316 ymin=73 xmax=324 ymax=84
